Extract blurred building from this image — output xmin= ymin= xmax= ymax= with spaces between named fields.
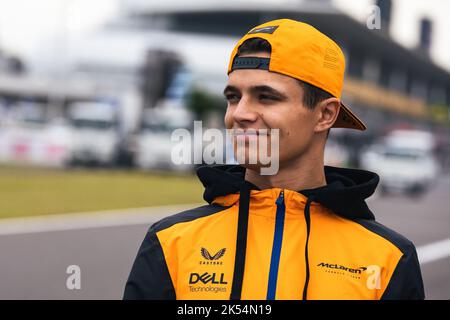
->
xmin=4 ymin=0 xmax=449 ymax=129
xmin=120 ymin=0 xmax=450 ymax=133
xmin=1 ymin=0 xmax=450 ymax=168
xmin=110 ymin=0 xmax=450 ymax=167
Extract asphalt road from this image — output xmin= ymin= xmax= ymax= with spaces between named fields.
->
xmin=0 ymin=177 xmax=449 ymax=300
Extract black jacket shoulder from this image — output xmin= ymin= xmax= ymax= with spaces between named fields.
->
xmin=151 ymin=203 xmax=230 ymax=233
xmin=123 ymin=203 xmax=229 ymax=300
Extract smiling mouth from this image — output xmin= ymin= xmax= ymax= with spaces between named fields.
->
xmin=231 ymin=129 xmax=270 ymax=136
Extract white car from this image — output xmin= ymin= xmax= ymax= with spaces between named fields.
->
xmin=360 ymin=144 xmax=440 ymax=195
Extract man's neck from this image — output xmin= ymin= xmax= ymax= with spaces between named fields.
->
xmin=244 ymin=153 xmax=327 ymax=191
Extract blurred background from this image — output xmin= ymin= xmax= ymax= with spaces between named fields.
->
xmin=0 ymin=0 xmax=449 ymax=299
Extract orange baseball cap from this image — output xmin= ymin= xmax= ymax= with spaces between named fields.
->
xmin=227 ymin=19 xmax=366 ymax=131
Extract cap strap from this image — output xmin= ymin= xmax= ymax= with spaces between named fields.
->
xmin=231 ymin=57 xmax=270 ymax=71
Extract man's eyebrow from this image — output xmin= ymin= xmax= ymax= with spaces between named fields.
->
xmin=223 ymin=85 xmax=288 ymax=99
xmin=223 ymin=85 xmax=239 ymax=95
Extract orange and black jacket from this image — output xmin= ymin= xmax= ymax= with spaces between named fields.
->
xmin=124 ymin=165 xmax=425 ymax=300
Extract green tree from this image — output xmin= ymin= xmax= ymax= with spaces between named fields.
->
xmin=186 ymin=88 xmax=226 ymax=120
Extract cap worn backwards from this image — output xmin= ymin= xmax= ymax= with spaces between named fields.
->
xmin=228 ymin=18 xmax=367 ymax=131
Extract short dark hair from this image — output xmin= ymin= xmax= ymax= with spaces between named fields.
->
xmin=236 ymin=38 xmax=333 ymax=110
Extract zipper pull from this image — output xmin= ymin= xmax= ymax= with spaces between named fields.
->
xmin=276 ymin=189 xmax=285 ymax=206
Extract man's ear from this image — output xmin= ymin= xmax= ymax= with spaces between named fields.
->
xmin=314 ymin=98 xmax=340 ymax=133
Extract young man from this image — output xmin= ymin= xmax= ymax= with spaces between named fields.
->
xmin=124 ymin=19 xmax=425 ymax=300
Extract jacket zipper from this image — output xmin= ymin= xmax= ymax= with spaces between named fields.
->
xmin=266 ymin=189 xmax=285 ymax=300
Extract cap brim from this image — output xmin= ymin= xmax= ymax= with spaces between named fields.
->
xmin=332 ymin=102 xmax=366 ymax=131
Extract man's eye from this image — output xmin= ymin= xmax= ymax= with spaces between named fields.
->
xmin=225 ymin=94 xmax=240 ymax=103
xmin=259 ymin=94 xmax=278 ymax=101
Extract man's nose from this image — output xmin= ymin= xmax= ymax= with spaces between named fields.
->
xmin=232 ymin=97 xmax=259 ymax=124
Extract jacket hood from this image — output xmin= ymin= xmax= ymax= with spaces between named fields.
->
xmin=197 ymin=164 xmax=379 ymax=220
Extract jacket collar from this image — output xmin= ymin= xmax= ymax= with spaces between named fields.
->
xmin=197 ymin=164 xmax=379 ymax=220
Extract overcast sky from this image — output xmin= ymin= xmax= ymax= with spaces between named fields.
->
xmin=0 ymin=0 xmax=449 ymax=72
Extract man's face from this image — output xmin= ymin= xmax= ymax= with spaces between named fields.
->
xmin=224 ymin=52 xmax=319 ymax=170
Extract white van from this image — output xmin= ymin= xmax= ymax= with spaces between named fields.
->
xmin=67 ymin=101 xmax=119 ymax=166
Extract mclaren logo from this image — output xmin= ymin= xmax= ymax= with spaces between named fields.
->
xmin=200 ymin=248 xmax=226 ymax=265
xmin=317 ymin=262 xmax=367 ymax=279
